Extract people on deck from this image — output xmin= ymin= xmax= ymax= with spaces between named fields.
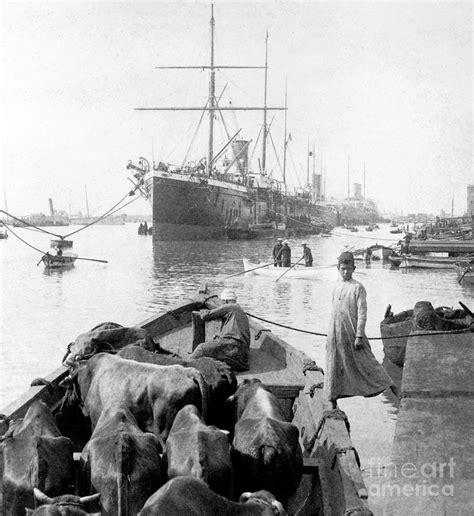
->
xmin=272 ymin=238 xmax=283 ymax=267
xmin=301 ymin=243 xmax=313 ymax=267
xmin=56 ymin=247 xmax=63 ymax=257
xmin=277 ymin=240 xmax=291 ymax=267
xmin=190 ymin=288 xmax=250 ymax=372
xmin=324 ymin=251 xmax=394 ymax=408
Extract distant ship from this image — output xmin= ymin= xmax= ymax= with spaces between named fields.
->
xmin=127 ymin=6 xmax=336 ymax=240
xmin=13 ymin=198 xmax=70 ymax=227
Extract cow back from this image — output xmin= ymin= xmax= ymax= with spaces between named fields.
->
xmin=1 ymin=402 xmax=74 ymax=516
xmin=166 ymin=405 xmax=233 ymax=498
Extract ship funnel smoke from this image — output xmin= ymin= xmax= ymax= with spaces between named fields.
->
xmin=48 ymin=198 xmax=55 ymax=216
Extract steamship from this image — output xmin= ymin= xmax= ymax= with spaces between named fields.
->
xmin=127 ymin=7 xmax=335 ymax=240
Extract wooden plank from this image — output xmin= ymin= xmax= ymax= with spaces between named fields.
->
xmin=385 ymin=398 xmax=474 ymax=515
xmin=386 ymin=332 xmax=474 ymax=515
xmin=402 ymin=333 xmax=474 ymax=397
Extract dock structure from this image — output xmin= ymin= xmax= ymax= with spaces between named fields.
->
xmin=384 ymin=332 xmax=474 ymax=515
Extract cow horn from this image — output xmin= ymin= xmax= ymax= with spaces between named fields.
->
xmin=271 ymin=499 xmax=286 ymax=515
xmin=79 ymin=493 xmax=101 ymax=504
xmin=33 ymin=488 xmax=54 ymax=505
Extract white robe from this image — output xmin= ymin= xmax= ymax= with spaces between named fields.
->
xmin=324 ymin=277 xmax=392 ymax=400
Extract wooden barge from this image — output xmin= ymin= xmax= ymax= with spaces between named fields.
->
xmin=0 ymin=286 xmax=371 ymax=515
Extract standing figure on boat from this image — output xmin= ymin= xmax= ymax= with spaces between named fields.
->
xmin=190 ymin=289 xmax=250 ymax=372
xmin=324 ymin=251 xmax=394 ymax=408
xmin=272 ymin=238 xmax=283 ymax=266
xmin=301 ymin=242 xmax=313 ymax=267
xmin=277 ymin=240 xmax=291 ymax=267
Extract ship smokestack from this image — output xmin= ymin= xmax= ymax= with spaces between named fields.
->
xmin=48 ymin=198 xmax=55 ymax=216
xmin=231 ymin=140 xmax=249 ymax=176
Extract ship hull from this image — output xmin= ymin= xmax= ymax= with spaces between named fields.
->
xmin=149 ymin=172 xmax=253 ymax=240
xmin=147 ymin=171 xmax=339 ymax=241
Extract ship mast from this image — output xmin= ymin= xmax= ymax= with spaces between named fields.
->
xmin=135 ymin=6 xmax=285 ymax=177
xmin=261 ymin=31 xmax=269 ymax=174
xmin=208 ymin=6 xmax=216 ymax=174
xmin=282 ymin=79 xmax=288 ymax=189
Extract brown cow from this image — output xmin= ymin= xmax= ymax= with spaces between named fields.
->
xmin=166 ymin=405 xmax=233 ymax=498
xmin=80 ymin=407 xmax=165 ymax=516
xmin=118 ymin=345 xmax=237 ymax=426
xmin=0 ymin=401 xmax=74 ymax=516
xmin=63 ymin=324 xmax=157 ymax=368
xmin=227 ymin=379 xmax=303 ymax=507
xmin=137 ymin=477 xmax=286 ymax=516
xmin=72 ymin=353 xmax=208 ymax=441
xmin=25 ymin=489 xmax=100 ymax=516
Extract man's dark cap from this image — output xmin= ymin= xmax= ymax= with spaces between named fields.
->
xmin=337 ymin=251 xmax=355 ymax=265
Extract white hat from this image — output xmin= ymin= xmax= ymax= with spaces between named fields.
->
xmin=283 ymin=240 xmax=288 ymax=244
xmin=301 ymin=242 xmax=307 ymax=246
xmin=220 ymin=288 xmax=237 ymax=301
xmin=277 ymin=237 xmax=283 ymax=241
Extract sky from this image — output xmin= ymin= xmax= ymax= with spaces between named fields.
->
xmin=0 ymin=1 xmax=472 ymax=218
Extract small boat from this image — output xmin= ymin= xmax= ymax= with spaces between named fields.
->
xmin=380 ymin=303 xmax=472 ymax=367
xmin=41 ymin=252 xmax=78 ymax=270
xmin=453 ymin=260 xmax=474 ymax=284
xmin=400 ymin=254 xmax=474 ymax=269
xmin=0 ymin=229 xmax=8 ymax=239
xmin=0 ymin=285 xmax=369 ymax=514
xmin=243 ymin=258 xmax=333 ymax=279
xmin=389 ymin=228 xmax=403 ymax=234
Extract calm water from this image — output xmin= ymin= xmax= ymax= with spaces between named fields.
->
xmin=1 ymin=222 xmax=472 ymax=512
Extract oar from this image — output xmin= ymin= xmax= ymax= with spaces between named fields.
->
xmin=275 ymin=256 xmax=304 ymax=282
xmin=457 ymin=262 xmax=471 ymax=285
xmin=225 ymin=261 xmax=276 ymax=279
xmin=75 ymin=257 xmax=108 ymax=264
xmin=458 ymin=301 xmax=473 ymax=316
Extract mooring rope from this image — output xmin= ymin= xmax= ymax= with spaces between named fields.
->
xmin=245 ymin=311 xmax=472 ymax=341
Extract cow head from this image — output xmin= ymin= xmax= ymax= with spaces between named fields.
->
xmin=240 ymin=491 xmax=287 ymax=515
xmin=63 ymin=337 xmax=115 ymax=369
xmin=25 ymin=488 xmax=101 ymax=515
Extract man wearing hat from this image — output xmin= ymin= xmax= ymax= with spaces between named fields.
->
xmin=277 ymin=240 xmax=291 ymax=267
xmin=301 ymin=243 xmax=313 ymax=267
xmin=190 ymin=288 xmax=250 ymax=372
xmin=324 ymin=251 xmax=394 ymax=408
xmin=272 ymin=238 xmax=284 ymax=267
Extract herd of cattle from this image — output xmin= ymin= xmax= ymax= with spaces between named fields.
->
xmin=1 ymin=323 xmax=304 ymax=515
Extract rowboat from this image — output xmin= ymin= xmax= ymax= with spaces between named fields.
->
xmin=40 ymin=252 xmax=78 ymax=269
xmin=0 ymin=285 xmax=369 ymax=515
xmin=243 ymin=258 xmax=334 ymax=279
xmin=399 ymin=254 xmax=474 ymax=269
xmin=0 ymin=229 xmax=8 ymax=239
xmin=453 ymin=260 xmax=474 ymax=284
xmin=380 ymin=303 xmax=472 ymax=367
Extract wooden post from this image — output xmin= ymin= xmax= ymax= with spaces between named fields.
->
xmin=191 ymin=311 xmax=205 ymax=351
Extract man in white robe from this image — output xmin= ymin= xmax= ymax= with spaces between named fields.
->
xmin=325 ymin=251 xmax=393 ymax=407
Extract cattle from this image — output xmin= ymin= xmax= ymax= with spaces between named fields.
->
xmin=25 ymin=489 xmax=100 ymax=516
xmin=0 ymin=401 xmax=74 ymax=516
xmin=63 ymin=324 xmax=157 ymax=368
xmin=166 ymin=405 xmax=233 ymax=498
xmin=71 ymin=352 xmax=208 ymax=441
xmin=118 ymin=345 xmax=237 ymax=425
xmin=137 ymin=477 xmax=286 ymax=516
xmin=80 ymin=406 xmax=165 ymax=516
xmin=227 ymin=379 xmax=303 ymax=507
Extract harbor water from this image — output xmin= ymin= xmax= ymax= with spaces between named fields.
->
xmin=1 ymin=223 xmax=472 ymax=513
